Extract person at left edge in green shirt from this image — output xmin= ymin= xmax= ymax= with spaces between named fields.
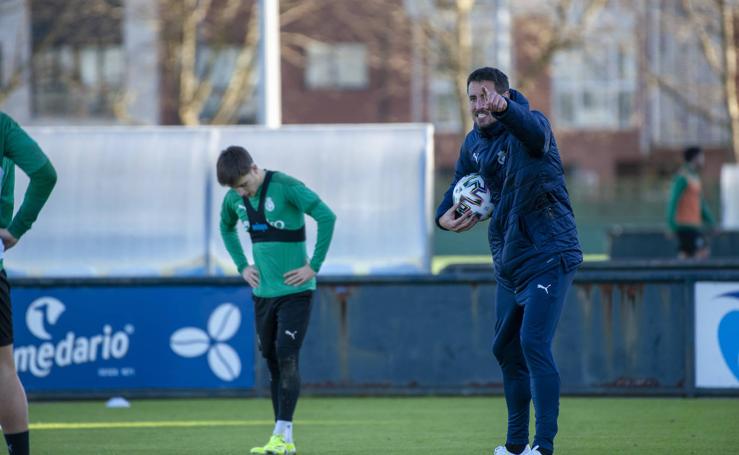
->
xmin=0 ymin=112 xmax=58 ymax=455
xmin=217 ymin=145 xmax=336 ymax=455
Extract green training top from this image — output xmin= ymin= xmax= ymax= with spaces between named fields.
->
xmin=220 ymin=170 xmax=336 ymax=298
xmin=0 ymin=113 xmax=57 ymax=270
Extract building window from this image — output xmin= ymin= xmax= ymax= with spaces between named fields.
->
xmin=552 ymin=5 xmax=636 ymax=131
xmin=29 ymin=0 xmax=123 ymax=119
xmin=426 ymin=0 xmax=511 ymax=133
xmin=429 ymin=79 xmax=462 ymax=132
xmin=32 ymin=45 xmax=124 ymax=118
xmin=196 ymin=46 xmax=257 ymax=124
xmin=305 ymin=42 xmax=368 ymax=90
xmin=648 ymin=4 xmax=728 ymax=147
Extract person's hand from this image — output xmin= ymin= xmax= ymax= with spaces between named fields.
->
xmin=481 ymin=86 xmax=508 ymax=113
xmin=284 ymin=264 xmax=316 ymax=286
xmin=438 ymin=202 xmax=479 ymax=232
xmin=0 ymin=229 xmax=18 ymax=251
xmin=241 ymin=265 xmax=260 ymax=288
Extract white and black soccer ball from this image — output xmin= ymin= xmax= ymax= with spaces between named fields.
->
xmin=452 ymin=173 xmax=494 ymax=220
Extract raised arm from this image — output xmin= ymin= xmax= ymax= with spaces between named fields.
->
xmin=492 ymin=95 xmax=551 ymax=158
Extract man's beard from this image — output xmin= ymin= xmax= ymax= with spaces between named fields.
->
xmin=478 ymin=119 xmax=498 ymax=136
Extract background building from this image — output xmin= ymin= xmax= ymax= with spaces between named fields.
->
xmin=1 ymin=0 xmax=737 ymax=253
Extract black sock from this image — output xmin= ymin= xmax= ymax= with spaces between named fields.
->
xmin=4 ymin=431 xmax=29 ymax=455
xmin=505 ymin=443 xmax=527 ymax=454
xmin=537 ymin=448 xmax=553 ymax=455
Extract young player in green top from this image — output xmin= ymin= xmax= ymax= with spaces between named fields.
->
xmin=0 ymin=112 xmax=58 ymax=455
xmin=666 ymin=146 xmax=715 ymax=259
xmin=217 ymin=145 xmax=336 ymax=455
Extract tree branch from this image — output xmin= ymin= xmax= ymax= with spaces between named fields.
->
xmin=280 ymin=0 xmax=328 ymax=27
xmin=684 ymin=0 xmax=724 ymax=75
xmin=210 ymin=1 xmax=259 ymax=124
xmin=646 ymin=70 xmax=729 ymax=126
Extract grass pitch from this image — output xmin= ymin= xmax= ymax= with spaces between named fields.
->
xmin=17 ymin=396 xmax=739 ymax=454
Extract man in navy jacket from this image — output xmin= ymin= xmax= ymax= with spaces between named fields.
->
xmin=437 ymin=67 xmax=582 ymax=455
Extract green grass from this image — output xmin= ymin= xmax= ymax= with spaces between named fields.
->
xmin=16 ymin=396 xmax=739 ymax=454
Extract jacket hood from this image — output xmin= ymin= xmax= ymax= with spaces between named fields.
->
xmin=507 ymin=89 xmax=529 ymax=108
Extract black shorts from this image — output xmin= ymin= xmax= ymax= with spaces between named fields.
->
xmin=253 ymin=290 xmax=313 ymax=359
xmin=676 ymin=228 xmax=706 ymax=257
xmin=0 ymin=270 xmax=13 ymax=347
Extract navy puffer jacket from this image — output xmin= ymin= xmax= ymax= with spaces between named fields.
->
xmin=436 ymin=89 xmax=582 ymax=291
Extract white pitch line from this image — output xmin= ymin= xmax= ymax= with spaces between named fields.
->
xmin=30 ymin=419 xmax=388 ymax=431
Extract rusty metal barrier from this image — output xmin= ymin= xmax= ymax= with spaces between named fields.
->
xmin=12 ymin=260 xmax=739 ymax=398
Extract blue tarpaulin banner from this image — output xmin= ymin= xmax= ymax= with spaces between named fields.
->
xmin=10 ymin=286 xmax=254 ymax=392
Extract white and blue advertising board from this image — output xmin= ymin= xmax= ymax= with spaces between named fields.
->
xmin=11 ymin=286 xmax=254 ymax=392
xmin=695 ymin=282 xmax=739 ymax=389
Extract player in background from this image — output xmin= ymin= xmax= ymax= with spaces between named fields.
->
xmin=217 ymin=145 xmax=336 ymax=455
xmin=0 ymin=112 xmax=58 ymax=455
xmin=666 ymin=146 xmax=715 ymax=259
xmin=436 ymin=68 xmax=582 ymax=455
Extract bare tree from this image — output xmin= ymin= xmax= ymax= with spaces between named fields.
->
xmin=644 ymin=0 xmax=739 ymax=162
xmin=159 ymin=0 xmax=410 ymax=125
xmin=410 ymin=0 xmax=608 ymax=133
xmin=409 ymin=0 xmax=475 ymax=132
xmin=279 ymin=0 xmax=412 ymax=121
xmin=0 ymin=0 xmax=409 ymax=125
xmin=5 ymin=0 xmax=618 ymax=131
xmin=0 ymin=0 xmax=123 ymax=107
xmin=513 ymin=0 xmax=609 ymax=93
xmin=158 ymin=0 xmax=258 ymax=125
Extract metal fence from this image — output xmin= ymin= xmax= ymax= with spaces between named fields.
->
xmin=12 ymin=260 xmax=739 ymax=398
xmin=9 ymin=124 xmax=434 ymax=277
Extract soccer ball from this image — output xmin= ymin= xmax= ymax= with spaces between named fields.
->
xmin=452 ymin=173 xmax=494 ymax=220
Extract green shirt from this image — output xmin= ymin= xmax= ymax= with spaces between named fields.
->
xmin=0 ymin=113 xmax=57 ymax=269
xmin=220 ymin=171 xmax=336 ymax=298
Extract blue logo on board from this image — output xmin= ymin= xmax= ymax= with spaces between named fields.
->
xmin=718 ymin=292 xmax=739 ymax=381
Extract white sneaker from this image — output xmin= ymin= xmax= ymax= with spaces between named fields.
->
xmin=529 ymin=446 xmax=543 ymax=455
xmin=494 ymin=445 xmax=531 ymax=455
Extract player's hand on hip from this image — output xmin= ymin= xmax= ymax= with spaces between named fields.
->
xmin=439 ymin=202 xmax=479 ymax=233
xmin=0 ymin=229 xmax=18 ymax=250
xmin=481 ymin=86 xmax=507 ymax=113
xmin=284 ymin=264 xmax=315 ymax=286
xmin=242 ymin=265 xmax=260 ymax=288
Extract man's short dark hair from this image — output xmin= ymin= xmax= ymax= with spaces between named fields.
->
xmin=467 ymin=67 xmax=510 ymax=94
xmin=217 ymin=145 xmax=254 ymax=186
xmin=684 ymin=146 xmax=702 ymax=163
